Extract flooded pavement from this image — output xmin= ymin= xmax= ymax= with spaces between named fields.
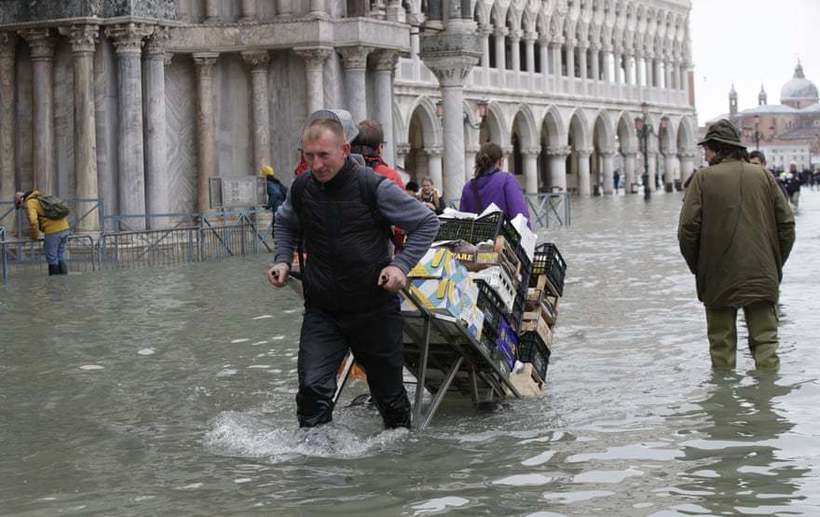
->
xmin=2 ymin=191 xmax=820 ymax=516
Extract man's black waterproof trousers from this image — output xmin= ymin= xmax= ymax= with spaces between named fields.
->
xmin=296 ymin=302 xmax=411 ymax=429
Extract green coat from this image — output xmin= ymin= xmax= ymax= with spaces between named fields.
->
xmin=678 ymin=159 xmax=795 ymax=308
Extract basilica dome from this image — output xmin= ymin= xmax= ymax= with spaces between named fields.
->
xmin=780 ymin=63 xmax=819 ymax=108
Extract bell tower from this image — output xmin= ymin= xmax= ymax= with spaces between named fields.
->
xmin=729 ymin=83 xmax=738 ymax=117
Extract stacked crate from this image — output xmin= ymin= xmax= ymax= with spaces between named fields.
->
xmin=517 ymin=243 xmax=566 ymax=384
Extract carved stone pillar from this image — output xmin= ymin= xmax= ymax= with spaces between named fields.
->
xmin=590 ymin=46 xmax=600 ymax=81
xmin=623 ymin=152 xmax=638 ymax=193
xmin=539 ymin=35 xmax=549 ymax=79
xmin=546 ymin=146 xmax=569 ymax=191
xmin=20 ymin=29 xmax=56 ymax=195
xmin=239 ymin=0 xmax=257 ymax=23
xmin=372 ymin=50 xmax=399 ymax=165
xmin=479 ymin=24 xmax=492 ymax=72
xmin=663 ymin=150 xmax=679 ymax=190
xmin=193 ymin=52 xmax=219 ymax=212
xmin=242 ymin=51 xmax=272 ymax=173
xmin=523 ymin=148 xmax=539 ymax=194
xmin=625 ymin=53 xmax=635 ymax=85
xmin=602 ymin=46 xmax=613 ymax=82
xmin=510 ymin=30 xmax=521 ymax=73
xmin=275 ymin=0 xmax=293 ymax=17
xmin=577 ymin=45 xmax=587 ymax=80
xmin=395 ymin=143 xmax=410 ymax=169
xmin=679 ymin=151 xmax=696 ymax=186
xmin=204 ymin=0 xmax=219 ymax=23
xmin=665 ymin=59 xmax=674 ymax=90
xmin=309 ymin=0 xmax=326 ymax=17
xmin=426 ymin=56 xmax=478 ymax=200
xmin=576 ymin=148 xmax=592 ymax=196
xmin=646 ymin=150 xmax=658 ymax=192
xmin=339 ymin=46 xmax=372 ymax=124
xmin=143 ymin=31 xmax=171 ymax=223
xmin=425 ymin=147 xmax=443 ymax=193
xmin=654 ymin=58 xmax=662 ymax=88
xmin=614 ymin=51 xmax=624 ymax=84
xmin=0 ymin=33 xmax=17 ymax=209
xmin=493 ymin=27 xmax=507 ymax=71
xmin=107 ymin=24 xmax=153 ymax=225
xmin=524 ymin=32 xmax=536 ymax=74
xmin=550 ymin=41 xmax=562 ymax=76
xmin=464 ymin=145 xmax=479 ymax=184
xmin=600 ymin=150 xmax=616 ymax=195
xmin=62 ymin=24 xmax=100 ymax=230
xmin=295 ymin=47 xmax=332 ymax=115
xmin=566 ymin=40 xmax=576 ymax=78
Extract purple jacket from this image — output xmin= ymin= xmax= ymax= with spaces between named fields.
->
xmin=459 ymin=168 xmax=531 ymax=223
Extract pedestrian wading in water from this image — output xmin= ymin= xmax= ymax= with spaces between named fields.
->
xmin=266 ymin=109 xmax=439 ymax=429
xmin=678 ymin=119 xmax=795 ymax=369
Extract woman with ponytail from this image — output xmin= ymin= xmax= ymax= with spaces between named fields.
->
xmin=459 ymin=142 xmax=530 ymax=223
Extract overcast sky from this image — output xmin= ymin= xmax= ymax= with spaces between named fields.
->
xmin=690 ymin=0 xmax=820 ymax=125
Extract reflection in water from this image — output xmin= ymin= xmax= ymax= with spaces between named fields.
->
xmin=676 ymin=372 xmax=808 ymax=514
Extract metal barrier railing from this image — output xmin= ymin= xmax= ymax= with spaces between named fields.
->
xmin=0 ymin=234 xmax=98 ymax=281
xmin=98 ymin=227 xmax=201 ymax=269
xmin=0 ymin=199 xmax=104 ymax=236
xmin=445 ymin=192 xmax=572 ymax=229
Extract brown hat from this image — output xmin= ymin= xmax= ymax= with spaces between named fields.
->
xmin=698 ymin=119 xmax=746 ymax=149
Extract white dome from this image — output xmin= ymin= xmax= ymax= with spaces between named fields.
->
xmin=780 ymin=63 xmax=819 ymax=104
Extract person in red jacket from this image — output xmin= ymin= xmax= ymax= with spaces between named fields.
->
xmin=351 ymin=120 xmax=405 ymax=189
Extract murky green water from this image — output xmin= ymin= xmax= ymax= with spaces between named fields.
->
xmin=2 ymin=191 xmax=820 ymax=516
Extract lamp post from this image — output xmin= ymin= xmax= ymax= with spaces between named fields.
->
xmin=635 ymin=103 xmax=655 ymax=200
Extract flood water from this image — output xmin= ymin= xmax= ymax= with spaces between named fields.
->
xmin=2 ymin=191 xmax=820 ymax=516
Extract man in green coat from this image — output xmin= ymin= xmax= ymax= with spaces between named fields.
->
xmin=678 ymin=119 xmax=795 ymax=369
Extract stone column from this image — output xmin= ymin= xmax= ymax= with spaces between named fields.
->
xmin=566 ymin=41 xmax=576 ymax=78
xmin=294 ymin=47 xmax=332 ymax=115
xmin=623 ymin=151 xmax=637 ymax=193
xmin=494 ymin=27 xmax=507 ymax=71
xmin=242 ymin=51 xmax=272 ymax=174
xmin=479 ymin=24 xmax=492 ymax=72
xmin=625 ymin=53 xmax=635 ymax=85
xmin=204 ymin=0 xmax=219 ymax=23
xmin=510 ymin=30 xmax=521 ymax=73
xmin=0 ymin=33 xmax=16 ymax=210
xmin=653 ymin=59 xmax=662 ymax=88
xmin=142 ymin=32 xmax=172 ymax=224
xmin=600 ymin=150 xmax=616 ymax=195
xmin=523 ymin=148 xmax=539 ymax=194
xmin=427 ymin=57 xmax=478 ymax=200
xmin=20 ymin=29 xmax=56 ymax=195
xmin=636 ymin=53 xmax=645 ymax=86
xmin=602 ymin=46 xmax=613 ymax=82
xmin=107 ymin=24 xmax=153 ymax=224
xmin=395 ymin=143 xmax=410 ymax=169
xmin=679 ymin=151 xmax=695 ymax=186
xmin=339 ymin=46 xmax=372 ymax=124
xmin=373 ymin=50 xmax=399 ymax=165
xmin=239 ymin=0 xmax=257 ymax=22
xmin=524 ymin=32 xmax=536 ymax=74
xmin=550 ymin=41 xmax=562 ymax=76
xmin=276 ymin=0 xmax=293 ymax=17
xmin=679 ymin=62 xmax=688 ymax=91
xmin=502 ymin=146 xmax=513 ymax=174
xmin=665 ymin=59 xmax=674 ymax=90
xmin=577 ymin=45 xmax=587 ymax=80
xmin=546 ymin=146 xmax=569 ymax=191
xmin=576 ymin=148 xmax=592 ymax=196
xmin=663 ymin=150 xmax=679 ymax=190
xmin=386 ymin=0 xmax=405 ymax=22
xmin=193 ymin=52 xmax=219 ymax=213
xmin=62 ymin=25 xmax=100 ymax=230
xmin=464 ymin=145 xmax=479 ymax=184
xmin=614 ymin=52 xmax=623 ymax=84
xmin=647 ymin=149 xmax=657 ymax=192
xmin=539 ymin=35 xmax=549 ymax=79
xmin=590 ymin=46 xmax=600 ymax=81
xmin=309 ymin=0 xmax=326 ymax=17
xmin=409 ymin=21 xmax=421 ymax=61
xmin=425 ymin=146 xmax=443 ymax=192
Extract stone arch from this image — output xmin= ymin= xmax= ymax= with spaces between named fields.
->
xmin=567 ymin=109 xmax=592 ymax=194
xmin=510 ymin=105 xmax=538 ymax=190
xmin=615 ymin=110 xmax=638 ymax=192
xmin=538 ymin=106 xmax=565 ymax=192
xmin=591 ymin=110 xmax=615 ymax=194
xmin=479 ymin=100 xmax=509 ymax=147
xmin=657 ymin=114 xmax=678 ymax=190
xmin=404 ymin=97 xmax=443 ymax=185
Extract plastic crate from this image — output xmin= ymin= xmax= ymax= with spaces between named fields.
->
xmin=476 ymin=279 xmax=505 ymax=330
xmin=495 ymin=317 xmax=519 ymax=370
xmin=518 ymin=331 xmax=551 ymax=382
xmin=509 ymin=280 xmax=529 ymax=332
xmin=530 ymin=243 xmax=567 ymax=296
xmin=437 ymin=212 xmax=521 ymax=250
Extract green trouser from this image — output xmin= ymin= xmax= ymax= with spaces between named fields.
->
xmin=705 ymin=301 xmax=780 ymax=369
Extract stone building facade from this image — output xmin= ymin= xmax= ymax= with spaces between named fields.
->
xmin=0 ymin=0 xmax=698 ymax=230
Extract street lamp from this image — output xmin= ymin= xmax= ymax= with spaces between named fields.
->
xmin=635 ymin=103 xmax=655 ymax=200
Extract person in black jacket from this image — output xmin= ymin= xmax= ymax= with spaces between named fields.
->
xmin=266 ymin=109 xmax=439 ymax=429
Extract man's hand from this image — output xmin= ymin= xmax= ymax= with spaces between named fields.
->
xmin=378 ymin=265 xmax=407 ymax=293
xmin=267 ymin=263 xmax=290 ymax=288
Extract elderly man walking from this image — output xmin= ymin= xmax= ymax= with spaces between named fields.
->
xmin=678 ymin=119 xmax=795 ymax=369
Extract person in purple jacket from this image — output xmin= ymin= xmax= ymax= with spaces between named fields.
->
xmin=459 ymin=142 xmax=531 ymax=223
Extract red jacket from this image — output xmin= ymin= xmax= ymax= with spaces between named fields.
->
xmin=368 ymin=157 xmax=404 ymax=189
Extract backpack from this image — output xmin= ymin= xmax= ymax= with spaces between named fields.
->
xmin=38 ymin=195 xmax=71 ymax=220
